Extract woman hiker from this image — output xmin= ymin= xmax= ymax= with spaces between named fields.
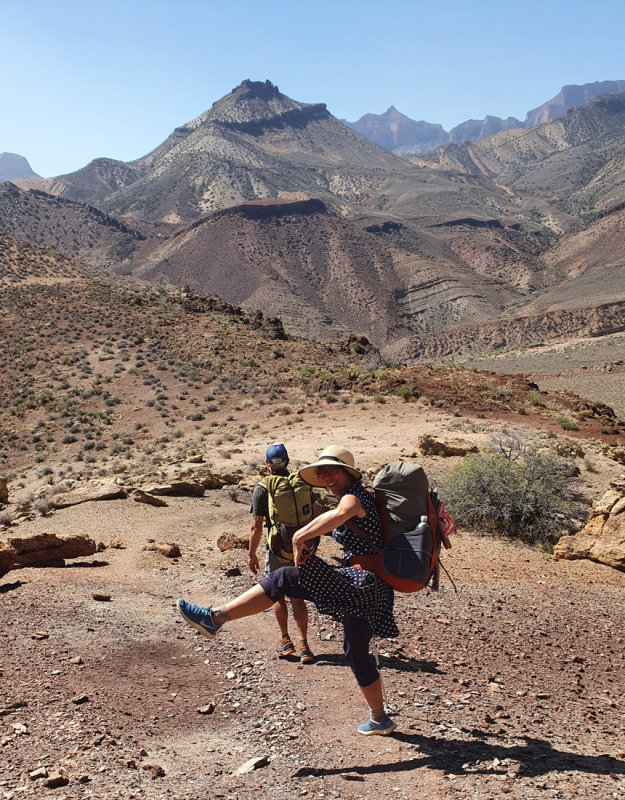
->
xmin=177 ymin=446 xmax=398 ymax=735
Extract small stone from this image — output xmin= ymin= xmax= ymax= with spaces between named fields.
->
xmin=225 ymin=567 xmax=242 ymax=577
xmin=92 ymin=593 xmax=111 ymax=602
xmin=29 ymin=767 xmax=48 ymax=780
xmin=106 ymin=537 xmax=126 ymax=549
xmin=340 ymin=772 xmax=365 ymax=781
xmin=44 ymin=771 xmax=69 ymax=788
xmin=143 ymin=542 xmax=181 ymax=558
xmin=72 ymin=694 xmax=89 ymax=705
xmin=142 ymin=764 xmax=166 ymax=778
xmin=233 ymin=756 xmax=269 ymax=775
xmin=197 ymin=703 xmax=216 ymax=715
xmin=70 ymin=656 xmax=84 ymax=665
xmin=31 ymin=631 xmax=49 ymax=640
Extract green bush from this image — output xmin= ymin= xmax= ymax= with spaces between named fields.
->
xmin=527 ymin=389 xmax=545 ymax=407
xmin=440 ymin=441 xmax=571 ymax=546
xmin=394 ymin=385 xmax=414 ymax=402
xmin=556 ymin=413 xmax=579 ymax=431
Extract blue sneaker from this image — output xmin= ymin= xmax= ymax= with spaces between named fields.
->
xmin=177 ymin=598 xmax=221 ymax=638
xmin=357 ymin=715 xmax=397 ymax=736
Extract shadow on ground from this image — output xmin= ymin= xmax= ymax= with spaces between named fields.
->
xmin=295 ymin=733 xmax=625 ymax=779
xmin=310 ymin=651 xmax=441 ymax=674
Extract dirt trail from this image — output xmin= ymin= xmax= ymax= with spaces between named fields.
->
xmin=2 ymin=408 xmax=625 ymax=799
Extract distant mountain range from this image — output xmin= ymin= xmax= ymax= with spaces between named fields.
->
xmin=345 ymin=80 xmax=625 ymax=154
xmin=4 ymin=79 xmax=625 ymax=362
xmin=0 ymin=152 xmax=39 ymax=182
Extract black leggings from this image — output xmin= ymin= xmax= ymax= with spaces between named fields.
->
xmin=259 ymin=566 xmax=379 ymax=687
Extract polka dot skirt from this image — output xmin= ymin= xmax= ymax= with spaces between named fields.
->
xmin=299 ymin=483 xmax=398 ymax=639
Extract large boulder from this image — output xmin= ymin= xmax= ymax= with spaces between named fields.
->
xmin=51 ymin=482 xmax=127 ymax=509
xmin=0 ymin=533 xmax=97 ymax=578
xmin=554 ymin=475 xmax=625 ymax=572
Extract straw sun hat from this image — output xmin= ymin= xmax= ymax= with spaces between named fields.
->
xmin=299 ymin=445 xmax=362 ymax=487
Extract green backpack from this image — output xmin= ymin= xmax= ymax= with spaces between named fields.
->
xmin=263 ymin=473 xmax=318 ymax=564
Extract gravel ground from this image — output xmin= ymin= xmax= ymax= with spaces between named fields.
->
xmin=1 ymin=489 xmax=624 ymax=800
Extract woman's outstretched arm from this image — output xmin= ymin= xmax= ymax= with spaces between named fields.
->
xmin=292 ymin=494 xmax=363 ymax=566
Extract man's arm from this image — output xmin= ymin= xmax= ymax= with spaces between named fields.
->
xmin=248 ymin=516 xmax=264 ymax=575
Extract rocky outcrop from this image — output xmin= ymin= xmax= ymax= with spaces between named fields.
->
xmin=217 ymin=532 xmax=249 ymax=552
xmin=404 ymin=300 xmax=625 ymax=361
xmin=51 ymin=482 xmax=128 ymax=509
xmin=134 ymin=490 xmax=168 ymax=507
xmin=0 ymin=533 xmax=97 ymax=578
xmin=553 ymin=475 xmax=625 ymax=572
xmin=418 ymin=435 xmax=478 ymax=457
xmin=142 ymin=481 xmax=205 ymax=497
xmin=603 ymin=445 xmax=625 ymax=465
xmin=0 ymin=477 xmax=8 ymax=505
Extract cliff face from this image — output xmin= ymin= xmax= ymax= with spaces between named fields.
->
xmin=402 ymin=300 xmax=625 ymax=360
xmin=0 ymin=152 xmax=40 ymax=182
xmin=525 ymin=80 xmax=625 ymax=127
xmin=345 ymin=80 xmax=625 ymax=154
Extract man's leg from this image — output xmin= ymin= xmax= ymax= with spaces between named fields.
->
xmin=265 ymin=551 xmax=296 ymax=655
xmin=272 ymin=596 xmax=290 ymax=636
xmin=290 ymin=597 xmax=314 ymax=663
xmin=290 ymin=598 xmax=308 ymax=642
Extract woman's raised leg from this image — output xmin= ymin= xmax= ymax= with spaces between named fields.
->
xmin=177 ymin=584 xmax=272 ymax=638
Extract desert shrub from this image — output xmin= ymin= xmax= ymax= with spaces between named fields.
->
xmin=527 ymin=389 xmax=545 ymax=407
xmin=556 ymin=413 xmax=579 ymax=431
xmin=440 ymin=438 xmax=571 ymax=546
xmin=395 ymin=385 xmax=413 ymax=402
xmin=33 ymin=496 xmax=53 ymax=516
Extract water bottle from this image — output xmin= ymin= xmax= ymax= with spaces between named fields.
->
xmin=416 ymin=515 xmax=431 ymax=537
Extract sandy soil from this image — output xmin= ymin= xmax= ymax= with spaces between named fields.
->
xmin=2 ymin=403 xmax=625 ymax=800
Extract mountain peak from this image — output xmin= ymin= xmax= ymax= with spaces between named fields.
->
xmin=231 ymin=78 xmax=282 ymax=101
xmin=0 ymin=152 xmax=40 ymax=182
xmin=187 ymin=78 xmax=316 ymax=129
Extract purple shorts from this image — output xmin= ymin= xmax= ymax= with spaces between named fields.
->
xmin=260 ymin=566 xmax=378 ymax=687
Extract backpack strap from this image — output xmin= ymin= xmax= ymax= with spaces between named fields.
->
xmin=343 ymin=488 xmax=389 ymax=548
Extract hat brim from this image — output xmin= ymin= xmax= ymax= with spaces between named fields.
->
xmin=299 ymin=458 xmax=362 ymax=487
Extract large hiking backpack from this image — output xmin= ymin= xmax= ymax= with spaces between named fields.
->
xmin=347 ymin=461 xmax=454 ymax=593
xmin=263 ymin=473 xmax=318 ymax=564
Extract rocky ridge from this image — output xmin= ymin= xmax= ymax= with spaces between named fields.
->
xmin=4 ymin=83 xmax=625 ymax=366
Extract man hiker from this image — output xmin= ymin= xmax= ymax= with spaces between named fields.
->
xmin=248 ymin=443 xmax=318 ymax=663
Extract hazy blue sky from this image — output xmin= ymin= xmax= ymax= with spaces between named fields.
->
xmin=3 ymin=0 xmax=625 ymax=177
